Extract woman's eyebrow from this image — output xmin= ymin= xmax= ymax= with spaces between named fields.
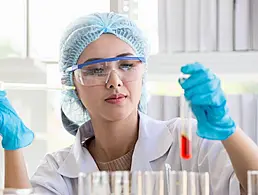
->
xmin=116 ymin=52 xmax=134 ymax=57
xmin=83 ymin=52 xmax=134 ymax=63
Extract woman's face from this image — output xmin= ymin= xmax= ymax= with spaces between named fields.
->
xmin=74 ymin=34 xmax=143 ymax=121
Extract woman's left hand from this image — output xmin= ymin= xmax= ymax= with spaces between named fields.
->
xmin=179 ymin=63 xmax=236 ymax=140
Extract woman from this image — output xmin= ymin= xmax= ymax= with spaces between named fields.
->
xmin=2 ymin=12 xmax=258 ymax=194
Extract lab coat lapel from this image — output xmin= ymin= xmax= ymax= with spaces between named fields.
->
xmin=130 ymin=137 xmax=153 ymax=171
xmin=131 ymin=112 xmax=174 ymax=172
xmin=57 ymin=121 xmax=98 ymax=178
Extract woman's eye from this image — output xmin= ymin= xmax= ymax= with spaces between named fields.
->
xmin=83 ymin=68 xmax=105 ymax=76
xmin=120 ymin=64 xmax=133 ymax=70
xmin=92 ymin=68 xmax=104 ymax=74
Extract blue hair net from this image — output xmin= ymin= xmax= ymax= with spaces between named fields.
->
xmin=59 ymin=12 xmax=150 ymax=135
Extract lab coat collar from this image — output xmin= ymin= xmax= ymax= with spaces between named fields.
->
xmin=57 ymin=112 xmax=173 ymax=178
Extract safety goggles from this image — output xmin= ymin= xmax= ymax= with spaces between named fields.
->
xmin=66 ymin=56 xmax=146 ymax=87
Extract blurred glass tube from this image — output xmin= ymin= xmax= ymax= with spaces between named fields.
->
xmin=248 ymin=170 xmax=258 ymax=195
xmin=187 ymin=172 xmax=209 ymax=195
xmin=169 ymin=170 xmax=187 ymax=195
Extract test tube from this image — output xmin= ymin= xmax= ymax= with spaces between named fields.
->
xmin=100 ymin=171 xmax=110 ymax=195
xmin=169 ymin=170 xmax=187 ymax=195
xmin=179 ymin=73 xmax=192 ymax=160
xmin=144 ymin=171 xmax=153 ymax=195
xmin=188 ymin=172 xmax=198 ymax=195
xmin=248 ymin=170 xmax=258 ymax=195
xmin=78 ymin=172 xmax=87 ymax=195
xmin=200 ymin=172 xmax=210 ymax=195
xmin=114 ymin=171 xmax=123 ymax=195
xmin=91 ymin=172 xmax=99 ymax=195
xmin=0 ymin=81 xmax=75 ymax=91
xmin=180 ymin=94 xmax=192 ymax=160
xmin=122 ymin=171 xmax=130 ymax=195
xmin=157 ymin=171 xmax=164 ymax=195
xmin=137 ymin=171 xmax=143 ymax=195
xmin=131 ymin=171 xmax=143 ymax=195
xmin=165 ymin=164 xmax=172 ymax=194
xmin=188 ymin=172 xmax=210 ymax=195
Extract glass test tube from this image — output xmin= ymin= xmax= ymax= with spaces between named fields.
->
xmin=157 ymin=171 xmax=164 ymax=195
xmin=168 ymin=171 xmax=209 ymax=195
xmin=122 ymin=171 xmax=130 ymax=195
xmin=180 ymin=94 xmax=192 ymax=160
xmin=165 ymin=163 xmax=172 ymax=194
xmin=144 ymin=171 xmax=153 ymax=195
xmin=92 ymin=172 xmax=111 ymax=195
xmin=143 ymin=171 xmax=164 ymax=195
xmin=169 ymin=170 xmax=187 ymax=195
xmin=78 ymin=172 xmax=87 ymax=195
xmin=248 ymin=170 xmax=258 ymax=195
xmin=137 ymin=171 xmax=143 ymax=195
xmin=187 ymin=172 xmax=209 ymax=195
xmin=114 ymin=172 xmax=122 ymax=195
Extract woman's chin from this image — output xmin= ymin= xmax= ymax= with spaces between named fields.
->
xmin=102 ymin=109 xmax=134 ymax=122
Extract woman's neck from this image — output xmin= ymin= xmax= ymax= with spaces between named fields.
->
xmin=88 ymin=110 xmax=139 ymax=162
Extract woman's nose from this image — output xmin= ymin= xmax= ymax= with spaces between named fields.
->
xmin=105 ymin=70 xmax=123 ymax=89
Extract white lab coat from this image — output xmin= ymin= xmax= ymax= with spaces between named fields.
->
xmin=30 ymin=112 xmax=241 ymax=195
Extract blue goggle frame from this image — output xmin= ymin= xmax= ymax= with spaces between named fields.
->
xmin=66 ymin=56 xmax=146 ymax=72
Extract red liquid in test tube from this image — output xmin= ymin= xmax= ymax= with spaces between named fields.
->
xmin=180 ymin=134 xmax=192 ymax=159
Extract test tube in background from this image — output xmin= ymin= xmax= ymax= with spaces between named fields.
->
xmin=169 ymin=170 xmax=187 ymax=195
xmin=92 ymin=172 xmax=110 ymax=195
xmin=187 ymin=172 xmax=209 ymax=195
xmin=78 ymin=171 xmax=110 ymax=195
xmin=248 ymin=170 xmax=258 ymax=195
xmin=156 ymin=171 xmax=164 ymax=195
xmin=168 ymin=171 xmax=209 ymax=195
xmin=199 ymin=172 xmax=209 ymax=195
xmin=131 ymin=171 xmax=166 ymax=195
xmin=113 ymin=172 xmax=123 ymax=195
xmin=78 ymin=173 xmax=87 ymax=195
xmin=180 ymin=94 xmax=192 ymax=160
xmin=122 ymin=171 xmax=130 ymax=195
xmin=78 ymin=172 xmax=93 ymax=195
xmin=111 ymin=171 xmax=131 ymax=195
xmin=131 ymin=171 xmax=143 ymax=195
xmin=143 ymin=171 xmax=153 ymax=195
xmin=144 ymin=171 xmax=165 ymax=195
xmin=78 ymin=171 xmax=210 ymax=195
xmin=99 ymin=172 xmax=110 ymax=195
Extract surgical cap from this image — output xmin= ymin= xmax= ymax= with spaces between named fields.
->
xmin=59 ymin=12 xmax=150 ymax=135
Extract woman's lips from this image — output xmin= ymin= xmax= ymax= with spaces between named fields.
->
xmin=105 ymin=95 xmax=127 ymax=104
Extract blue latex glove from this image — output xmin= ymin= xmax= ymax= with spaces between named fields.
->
xmin=179 ymin=63 xmax=236 ymax=140
xmin=0 ymin=90 xmax=34 ymax=150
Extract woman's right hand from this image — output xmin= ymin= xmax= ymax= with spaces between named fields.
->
xmin=0 ymin=90 xmax=34 ymax=150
